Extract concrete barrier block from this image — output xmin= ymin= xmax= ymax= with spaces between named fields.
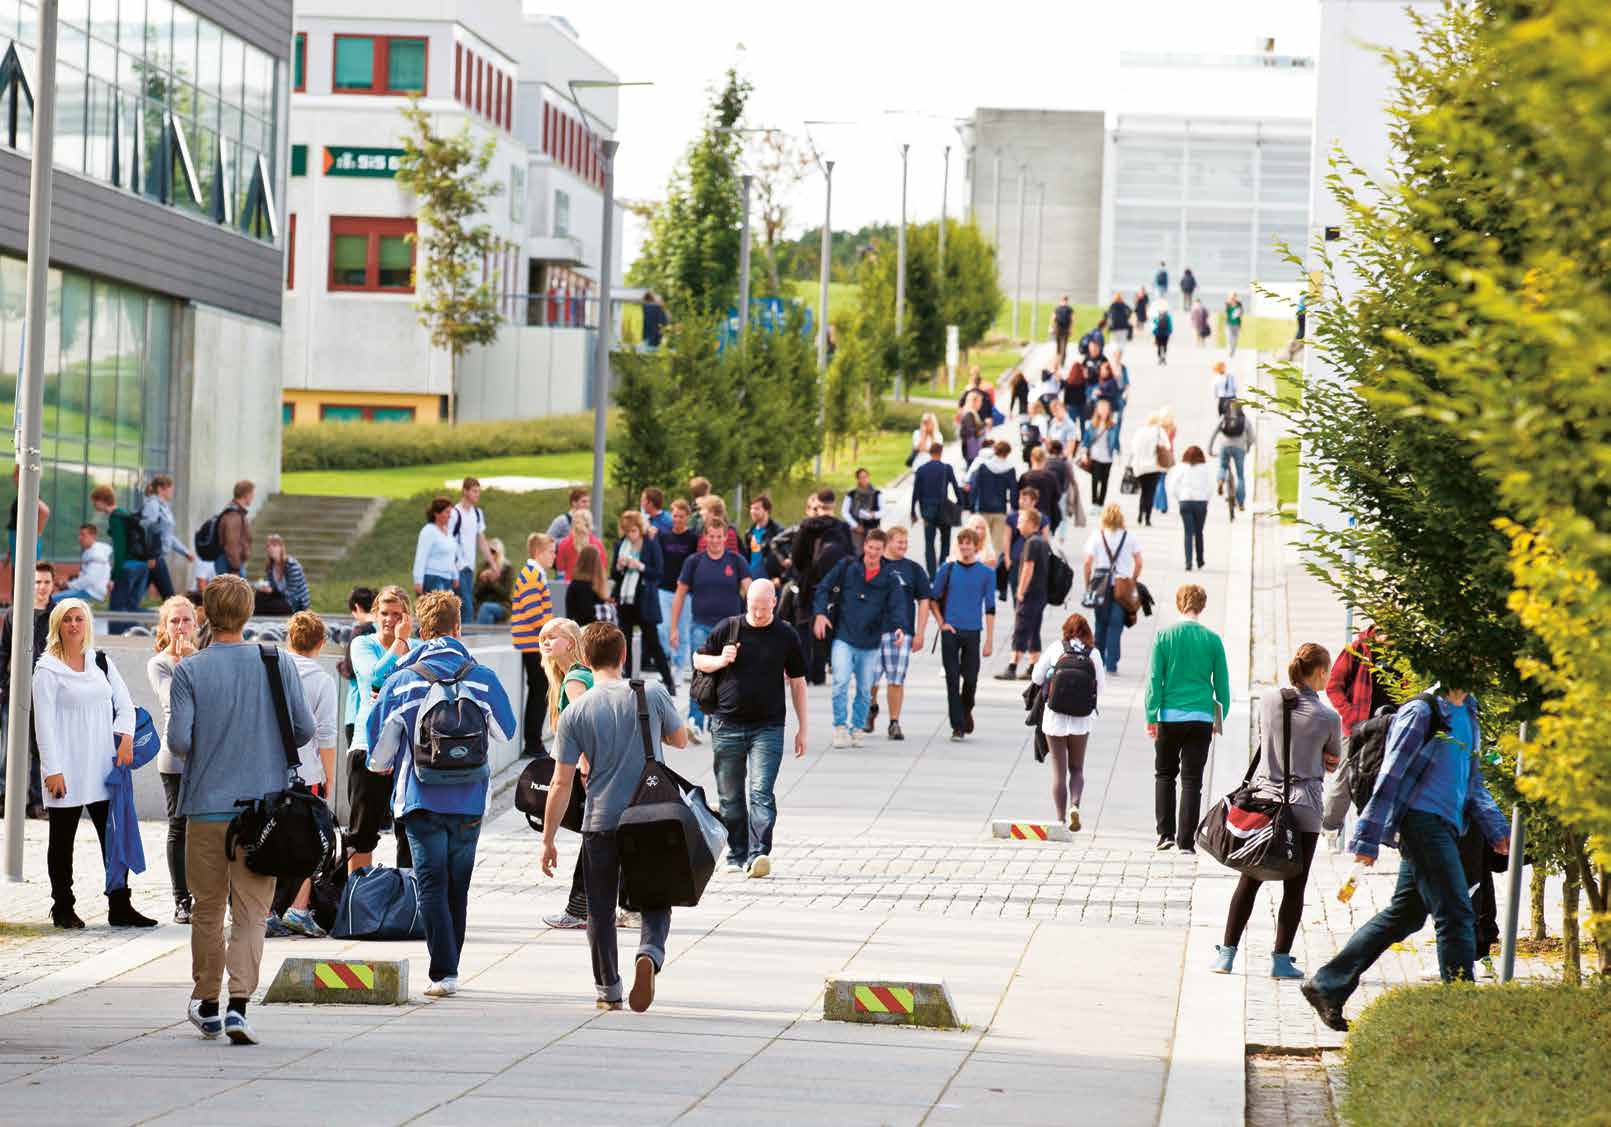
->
xmin=262 ymin=958 xmax=410 ymax=1005
xmin=991 ymin=819 xmax=1075 ymax=843
xmin=824 ymin=977 xmax=963 ymax=1030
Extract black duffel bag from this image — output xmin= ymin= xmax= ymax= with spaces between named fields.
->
xmin=225 ymin=645 xmax=338 ymax=882
xmin=514 ymin=754 xmax=585 ymax=834
xmin=617 ymin=680 xmax=726 ymax=911
xmin=1194 ymin=688 xmax=1304 ymax=883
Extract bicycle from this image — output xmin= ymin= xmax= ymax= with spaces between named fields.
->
xmin=1220 ymin=448 xmax=1238 ymax=523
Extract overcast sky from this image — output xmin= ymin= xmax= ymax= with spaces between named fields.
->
xmin=553 ymin=0 xmax=1322 ymax=264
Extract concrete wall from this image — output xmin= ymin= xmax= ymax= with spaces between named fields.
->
xmin=968 ymin=110 xmax=1105 ymax=308
xmin=456 ymin=324 xmax=594 ymax=421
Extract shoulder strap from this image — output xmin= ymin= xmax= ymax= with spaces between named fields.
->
xmin=631 ymin=678 xmax=655 ymax=765
xmin=414 ymin=656 xmax=473 ymax=686
xmin=94 ymin=650 xmax=110 ymax=678
xmin=259 ymin=644 xmax=300 ymax=773
xmin=1279 ymin=687 xmax=1299 ymax=804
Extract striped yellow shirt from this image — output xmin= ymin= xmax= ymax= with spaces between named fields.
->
xmin=510 ymin=560 xmax=553 ymax=652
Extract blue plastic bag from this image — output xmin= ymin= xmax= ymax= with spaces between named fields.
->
xmin=1155 ymin=476 xmax=1169 ymax=514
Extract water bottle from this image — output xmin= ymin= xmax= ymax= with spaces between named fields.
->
xmin=1337 ymin=862 xmax=1365 ymax=904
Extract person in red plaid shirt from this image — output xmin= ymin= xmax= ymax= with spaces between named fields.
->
xmin=1325 ymin=624 xmax=1397 ymax=738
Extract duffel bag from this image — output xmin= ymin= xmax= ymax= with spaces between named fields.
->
xmin=330 ymin=864 xmax=425 ymax=940
xmin=514 ymin=754 xmax=584 ymax=834
xmin=1195 ymin=689 xmax=1304 ymax=882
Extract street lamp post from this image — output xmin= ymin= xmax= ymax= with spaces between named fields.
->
xmin=5 ymin=0 xmax=60 ymax=880
xmin=895 ymin=143 xmax=909 ymax=400
xmin=992 ymin=150 xmax=1001 ymax=250
xmin=737 ymin=173 xmax=753 ymax=340
xmin=938 ymin=144 xmax=950 ymax=274
xmin=1012 ymin=164 xmax=1027 ymax=339
xmin=590 ymin=139 xmax=619 ymax=537
xmin=814 ymin=160 xmax=834 ymax=478
xmin=1033 ymin=182 xmax=1045 ymax=332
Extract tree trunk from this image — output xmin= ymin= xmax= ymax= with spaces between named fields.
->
xmin=1562 ymin=862 xmax=1581 ymax=986
xmin=448 ymin=349 xmax=459 ymax=426
xmin=1530 ymin=866 xmax=1549 ymax=941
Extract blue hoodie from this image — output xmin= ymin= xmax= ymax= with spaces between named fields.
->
xmin=366 ymin=637 xmax=517 ymax=818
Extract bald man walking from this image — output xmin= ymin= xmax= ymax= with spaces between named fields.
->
xmin=692 ymin=580 xmax=809 ymax=879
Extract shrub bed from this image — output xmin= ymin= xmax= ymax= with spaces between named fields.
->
xmin=283 ymin=411 xmax=618 ymax=472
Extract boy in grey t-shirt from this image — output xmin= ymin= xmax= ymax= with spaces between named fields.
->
xmin=542 ymin=623 xmax=688 ymax=1012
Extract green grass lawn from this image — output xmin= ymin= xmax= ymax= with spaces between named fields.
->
xmin=1342 ymin=982 xmax=1611 ymax=1127
xmin=282 ymin=451 xmax=606 ymax=499
xmin=991 ymin=301 xmax=1104 ymax=345
xmin=1275 ymin=436 xmax=1299 ymax=518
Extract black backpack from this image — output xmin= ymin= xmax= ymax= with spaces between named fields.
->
xmin=225 ymin=646 xmax=337 ymax=882
xmin=1047 ymin=644 xmax=1099 ymax=718
xmin=689 ymin=616 xmax=742 ymax=715
xmin=1221 ymin=404 xmax=1247 ymax=437
xmin=1046 ymin=550 xmax=1075 ymax=607
xmin=412 ymin=660 xmax=491 ymax=784
xmin=115 ymin=509 xmax=152 ymax=561
xmin=1054 ymin=304 xmax=1073 ymax=330
xmin=1346 ymin=692 xmax=1447 ymax=813
xmin=194 ymin=508 xmax=228 ymax=561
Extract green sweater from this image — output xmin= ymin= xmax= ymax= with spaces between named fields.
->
xmin=1145 ymin=619 xmax=1231 ymax=723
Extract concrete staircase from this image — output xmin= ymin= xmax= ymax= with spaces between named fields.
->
xmin=252 ymin=493 xmax=387 ymax=586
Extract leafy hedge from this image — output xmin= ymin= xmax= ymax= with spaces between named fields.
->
xmin=282 ymin=411 xmax=619 ymax=472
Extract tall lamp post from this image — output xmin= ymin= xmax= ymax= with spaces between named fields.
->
xmin=938 ymin=144 xmax=950 ymax=274
xmin=895 ymin=143 xmax=909 ymax=400
xmin=804 ymin=120 xmax=851 ymax=480
xmin=4 ymin=0 xmax=59 ymax=880
xmin=1032 ymin=182 xmax=1045 ymax=333
xmin=1012 ymin=163 xmax=1027 ymax=339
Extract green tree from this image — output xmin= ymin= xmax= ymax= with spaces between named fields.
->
xmin=396 ymin=101 xmax=503 ymax=425
xmin=627 ymin=67 xmax=751 ymax=317
xmin=937 ymin=220 xmax=1005 ymax=351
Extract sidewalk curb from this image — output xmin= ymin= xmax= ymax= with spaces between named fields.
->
xmin=0 ymin=927 xmax=189 ymax=1018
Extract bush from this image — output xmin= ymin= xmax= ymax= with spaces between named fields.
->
xmin=1342 ymin=982 xmax=1611 ymax=1127
xmin=283 ymin=412 xmax=618 ymax=472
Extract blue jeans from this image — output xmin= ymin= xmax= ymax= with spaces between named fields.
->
xmin=710 ymin=720 xmax=784 ymax=865
xmin=475 ymin=603 xmax=508 ymax=625
xmin=457 ymin=567 xmax=476 ymax=621
xmin=109 ymin=561 xmax=149 ymax=612
xmin=1218 ymin=445 xmax=1247 ymax=507
xmin=401 ymin=810 xmax=483 ymax=982
xmin=1179 ymin=500 xmax=1208 ymax=567
xmin=659 ymin=588 xmax=691 ymax=674
xmin=583 ymin=830 xmax=671 ymax=1003
xmin=829 ymin=639 xmax=880 ymax=730
xmin=687 ymin=621 xmax=715 ymax=729
xmin=1093 ymin=598 xmax=1124 ymax=673
xmin=422 ymin=573 xmax=456 ymax=597
xmin=1311 ymin=811 xmax=1476 ymax=1006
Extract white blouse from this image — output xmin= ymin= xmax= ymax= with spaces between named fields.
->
xmin=1031 ymin=643 xmax=1106 ymax=737
xmin=33 ymin=649 xmax=136 ymax=808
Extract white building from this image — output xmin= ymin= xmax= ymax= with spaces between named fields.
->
xmin=282 ymin=2 xmax=622 ymax=425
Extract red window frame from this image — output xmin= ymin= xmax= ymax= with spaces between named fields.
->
xmin=328 ymin=216 xmax=417 ymax=293
xmin=319 ymin=404 xmax=418 ymax=423
xmin=293 ymin=33 xmax=306 ymax=93
xmin=286 ymin=213 xmax=297 ymax=289
xmin=454 ymin=43 xmax=462 ymax=100
xmin=475 ymin=56 xmax=484 ymax=115
xmin=332 ymin=34 xmax=430 ymax=97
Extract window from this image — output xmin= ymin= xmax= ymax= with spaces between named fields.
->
xmin=293 ymin=32 xmax=306 ymax=92
xmin=328 ymin=217 xmax=416 ymax=292
xmin=286 ymin=213 xmax=296 ymax=290
xmin=554 ymin=190 xmax=570 ymax=238
xmin=320 ymin=404 xmax=416 ymax=423
xmin=290 ymin=144 xmax=307 ymax=176
xmin=333 ymin=35 xmax=427 ymax=96
xmin=283 ymin=403 xmax=294 ymax=425
xmin=475 ymin=56 xmax=483 ymax=115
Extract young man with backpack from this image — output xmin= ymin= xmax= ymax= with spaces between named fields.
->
xmin=91 ymin=485 xmax=152 ymax=612
xmin=930 ymin=527 xmax=996 ymax=741
xmin=167 ymin=575 xmax=316 ymax=1044
xmin=366 ymin=590 xmax=516 ymax=998
xmin=997 ymin=510 xmax=1051 ymax=682
xmin=1029 ymin=613 xmax=1104 ymax=831
xmin=450 ymin=477 xmax=492 ymax=623
xmin=541 ymin=623 xmax=689 ymax=1012
xmin=1209 ymin=398 xmax=1256 ymax=511
xmin=813 ymin=529 xmax=904 ymax=748
xmin=1301 ymin=686 xmax=1510 ymax=1032
xmin=865 ymin=526 xmax=930 ymax=742
xmin=1052 ymin=297 xmax=1074 ymax=367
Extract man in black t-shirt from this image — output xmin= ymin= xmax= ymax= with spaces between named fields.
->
xmin=998 ymin=510 xmax=1051 ymax=681
xmin=694 ymin=579 xmax=808 ymax=879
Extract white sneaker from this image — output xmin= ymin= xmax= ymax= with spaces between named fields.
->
xmin=747 ymin=855 xmax=772 ymax=879
xmin=685 ymin=723 xmax=703 ymax=746
xmin=850 ymin=727 xmax=865 ymax=747
xmin=424 ymin=977 xmax=458 ymax=998
xmin=832 ymin=726 xmax=850 ymax=748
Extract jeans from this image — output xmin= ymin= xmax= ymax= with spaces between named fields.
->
xmin=1154 ymin=721 xmax=1214 ymax=847
xmin=1090 ymin=461 xmax=1112 ymax=506
xmin=687 ymin=622 xmax=716 ymax=729
xmin=160 ymin=772 xmax=189 ymax=906
xmin=922 ymin=517 xmax=951 ymax=576
xmin=1217 ymin=446 xmax=1247 ymax=507
xmin=401 ymin=809 xmax=483 ymax=982
xmin=1312 ymin=811 xmax=1477 ymax=1005
xmin=109 ymin=561 xmax=149 ymax=612
xmin=457 ymin=567 xmax=476 ymax=622
xmin=1227 ymin=324 xmax=1241 ymax=356
xmin=583 ymin=830 xmax=671 ymax=1003
xmin=710 ymin=720 xmax=784 ymax=864
xmin=475 ymin=603 xmax=508 ymax=625
xmin=1012 ymin=594 xmax=1046 ymax=655
xmin=1180 ymin=500 xmax=1208 ymax=567
xmin=829 ymin=639 xmax=881 ymax=730
xmin=620 ymin=603 xmax=674 ymax=688
xmin=150 ymin=556 xmax=176 ymax=599
xmin=422 ymin=573 xmax=456 ymax=597
xmin=47 ymin=800 xmax=110 ymax=911
xmin=940 ymin=629 xmax=981 ymax=733
xmin=658 ymin=588 xmax=691 ymax=674
xmin=1093 ymin=599 xmax=1124 ymax=673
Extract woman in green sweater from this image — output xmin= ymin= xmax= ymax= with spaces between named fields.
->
xmin=1144 ymin=583 xmax=1232 ymax=851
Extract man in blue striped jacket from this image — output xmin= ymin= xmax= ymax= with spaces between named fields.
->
xmin=367 ymin=590 xmax=516 ymax=998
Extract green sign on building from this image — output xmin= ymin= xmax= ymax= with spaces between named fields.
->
xmin=322 ymin=146 xmax=406 ymax=178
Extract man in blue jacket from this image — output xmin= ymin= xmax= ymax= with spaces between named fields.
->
xmin=910 ymin=445 xmax=963 ymax=575
xmin=813 ymin=529 xmax=904 ymax=748
xmin=1301 ymin=688 xmax=1509 ymax=1031
xmin=367 ymin=590 xmax=517 ymax=999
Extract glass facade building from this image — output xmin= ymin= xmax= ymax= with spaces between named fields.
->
xmin=0 ymin=0 xmax=283 ymax=240
xmin=0 ymin=253 xmax=176 ymax=561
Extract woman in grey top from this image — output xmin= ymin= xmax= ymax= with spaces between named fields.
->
xmin=1213 ymin=643 xmax=1342 ymax=979
xmin=147 ymin=595 xmax=198 ymax=922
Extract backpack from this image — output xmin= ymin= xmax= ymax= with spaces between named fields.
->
xmin=689 ymin=616 xmax=742 ymax=715
xmin=411 ymin=660 xmax=491 ymax=784
xmin=115 ymin=510 xmax=152 ymax=561
xmin=194 ymin=508 xmax=228 ymax=561
xmin=1156 ymin=312 xmax=1172 ymax=336
xmin=1346 ymin=692 xmax=1447 ymax=813
xmin=1221 ymin=404 xmax=1247 ymax=438
xmin=1046 ymin=644 xmax=1098 ymax=717
xmin=1054 ymin=304 xmax=1073 ymax=330
xmin=1045 ymin=550 xmax=1075 ymax=607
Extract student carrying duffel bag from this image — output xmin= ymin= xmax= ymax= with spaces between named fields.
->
xmin=617 ymin=680 xmax=726 ymax=911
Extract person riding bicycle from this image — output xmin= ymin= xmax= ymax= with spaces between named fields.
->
xmin=1208 ymin=398 xmax=1256 ymax=512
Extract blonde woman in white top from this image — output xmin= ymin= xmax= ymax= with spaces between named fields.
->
xmin=1128 ymin=410 xmax=1171 ymax=526
xmin=911 ymin=412 xmax=945 ymax=469
xmin=34 ymin=597 xmax=152 ymax=929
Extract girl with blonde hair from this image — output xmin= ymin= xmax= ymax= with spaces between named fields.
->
xmin=148 ymin=594 xmax=199 ymax=921
xmin=911 ymin=412 xmax=945 ymax=469
xmin=536 ymin=616 xmax=601 ymax=931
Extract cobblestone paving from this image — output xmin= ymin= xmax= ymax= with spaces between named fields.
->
xmin=1245 ymin=1053 xmax=1336 ymax=1127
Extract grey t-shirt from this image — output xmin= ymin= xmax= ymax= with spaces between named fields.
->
xmin=554 ymin=678 xmax=681 ymax=832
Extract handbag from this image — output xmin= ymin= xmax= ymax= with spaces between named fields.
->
xmin=1154 ymin=476 xmax=1169 ymax=515
xmin=937 ymin=499 xmax=961 ymax=527
xmin=1195 ymin=689 xmax=1305 ymax=882
xmin=689 ymin=617 xmax=741 ymax=715
xmin=330 ymin=864 xmax=426 ymax=940
xmin=1119 ymin=466 xmax=1139 ymax=495
xmin=514 ymin=754 xmax=584 ymax=834
xmin=225 ymin=646 xmax=338 ymax=883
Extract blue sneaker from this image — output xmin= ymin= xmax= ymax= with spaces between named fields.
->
xmin=1210 ymin=945 xmax=1237 ymax=974
xmin=1271 ymin=954 xmax=1304 ymax=980
xmin=282 ymin=908 xmax=326 ymax=938
xmin=264 ymin=915 xmax=293 ymax=939
xmin=224 ymin=1010 xmax=259 ymax=1045
xmin=187 ymin=999 xmax=223 ymax=1040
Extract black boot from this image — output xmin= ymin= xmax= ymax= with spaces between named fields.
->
xmin=108 ymin=888 xmax=158 ymax=928
xmin=52 ymin=905 xmax=85 ymax=929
